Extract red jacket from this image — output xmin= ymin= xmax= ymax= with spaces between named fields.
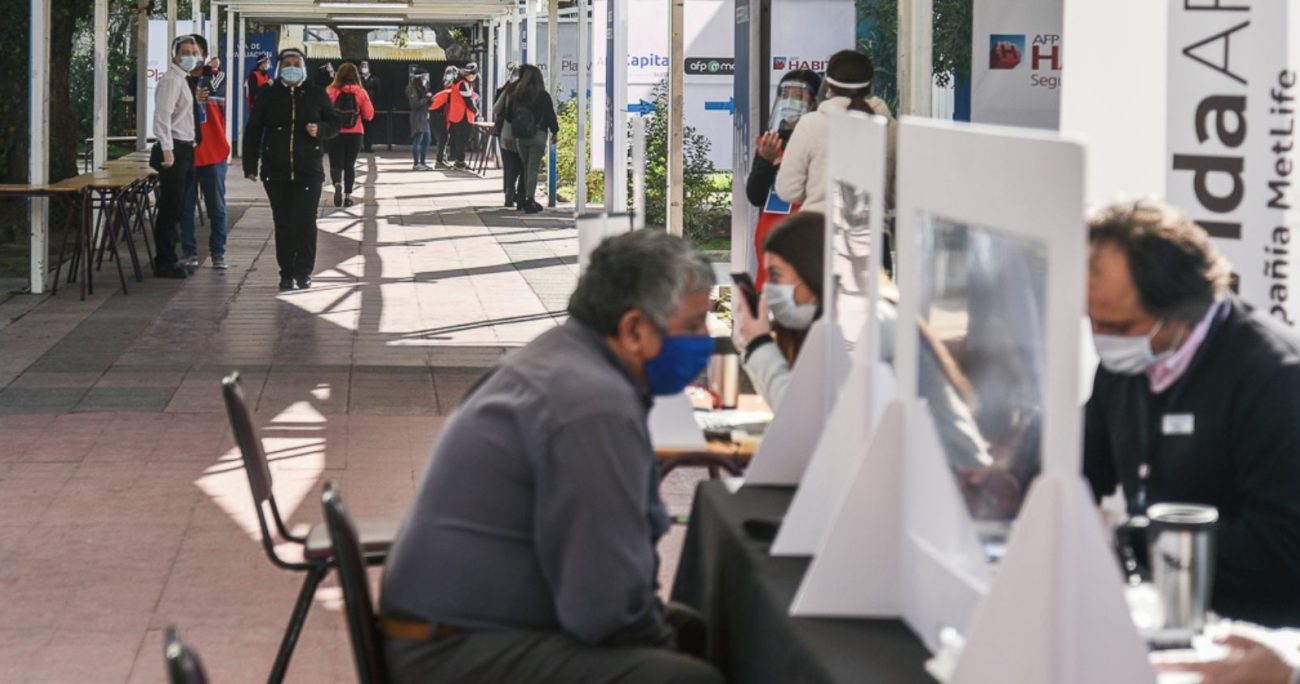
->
xmin=327 ymin=84 xmax=376 ymax=135
xmin=194 ymin=97 xmax=231 ymax=167
xmin=445 ymin=79 xmax=478 ymax=125
xmin=245 ymin=68 xmax=271 ymax=111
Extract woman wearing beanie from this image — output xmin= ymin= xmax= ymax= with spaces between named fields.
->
xmin=775 ymin=50 xmax=896 ymax=213
xmin=734 ymin=212 xmax=826 ymax=409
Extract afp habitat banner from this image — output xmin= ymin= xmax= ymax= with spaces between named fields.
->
xmin=970 ymin=0 xmax=1062 ymax=129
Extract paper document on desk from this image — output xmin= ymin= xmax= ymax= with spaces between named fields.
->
xmin=648 ymin=393 xmax=708 ymax=450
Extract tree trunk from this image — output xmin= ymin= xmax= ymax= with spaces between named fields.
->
xmin=335 ymin=27 xmax=370 ymax=61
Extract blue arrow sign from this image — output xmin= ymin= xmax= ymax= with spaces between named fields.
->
xmin=704 ymin=97 xmax=735 ymax=114
xmin=627 ymin=99 xmax=657 ymax=117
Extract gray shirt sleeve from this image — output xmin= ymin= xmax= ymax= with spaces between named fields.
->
xmin=533 ymin=412 xmax=671 ymax=647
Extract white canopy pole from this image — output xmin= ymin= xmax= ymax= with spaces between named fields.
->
xmin=225 ymin=7 xmax=235 ymax=157
xmin=135 ymin=0 xmax=149 ymax=151
xmin=575 ymin=0 xmax=588 ymax=213
xmin=547 ymin=0 xmax=559 ymax=206
xmin=93 ymin=0 xmax=109 ymax=170
xmin=29 ymin=0 xmax=51 ymax=295
xmin=236 ymin=14 xmax=246 ymax=156
xmin=486 ymin=19 xmax=496 ymax=116
xmin=168 ymin=0 xmax=178 ymax=46
xmin=525 ymin=0 xmax=537 ymax=63
xmin=605 ymin=0 xmax=629 ymax=212
xmin=666 ymin=0 xmax=684 ymax=234
xmin=193 ymin=0 xmax=203 ymax=40
xmin=897 ymin=0 xmax=933 ymax=116
xmin=631 ymin=116 xmax=646 ymax=228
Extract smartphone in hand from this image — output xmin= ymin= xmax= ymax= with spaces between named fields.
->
xmin=731 ymin=272 xmax=760 ymax=318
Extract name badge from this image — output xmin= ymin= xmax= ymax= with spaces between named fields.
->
xmin=1162 ymin=413 xmax=1195 ymax=436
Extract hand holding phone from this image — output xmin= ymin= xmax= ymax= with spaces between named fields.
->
xmin=731 ymin=272 xmax=760 ymax=318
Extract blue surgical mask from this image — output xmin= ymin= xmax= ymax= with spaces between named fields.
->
xmin=279 ymin=66 xmax=305 ymax=85
xmin=179 ymin=55 xmax=202 ymax=72
xmin=644 ymin=334 xmax=714 ymax=396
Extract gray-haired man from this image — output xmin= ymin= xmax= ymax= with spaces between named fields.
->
xmin=381 ymin=230 xmax=723 ymax=683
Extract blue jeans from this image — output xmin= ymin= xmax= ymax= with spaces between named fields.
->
xmin=411 ymin=131 xmax=431 ymax=165
xmin=180 ymin=161 xmax=229 ymax=257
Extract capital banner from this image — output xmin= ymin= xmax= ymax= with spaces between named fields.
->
xmin=970 ymin=0 xmax=1062 ymax=129
xmin=1167 ymin=0 xmax=1298 ymax=324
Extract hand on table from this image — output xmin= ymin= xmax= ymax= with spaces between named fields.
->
xmin=734 ymin=293 xmax=771 ymax=349
xmin=1155 ymin=635 xmax=1295 ymax=684
xmin=306 ymin=123 xmax=319 ymax=138
xmin=162 ymin=149 xmax=175 ymax=169
xmin=756 ymin=132 xmax=783 ymax=164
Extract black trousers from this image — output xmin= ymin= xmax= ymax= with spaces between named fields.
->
xmin=328 ymin=133 xmax=364 ymax=195
xmin=154 ymin=144 xmax=196 ymax=268
xmin=263 ymin=179 xmax=323 ymax=280
xmin=448 ymin=121 xmax=472 ymax=163
xmin=501 ymin=148 xmax=525 ymax=200
xmin=432 ymin=125 xmax=450 ymax=163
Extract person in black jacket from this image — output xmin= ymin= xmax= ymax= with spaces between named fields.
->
xmin=744 ymin=69 xmax=820 ymax=210
xmin=502 ymin=65 xmax=559 ymax=215
xmin=1084 ymin=199 xmax=1300 ymax=628
xmin=360 ymin=60 xmax=381 ymax=152
xmin=243 ymin=49 xmax=341 ymax=292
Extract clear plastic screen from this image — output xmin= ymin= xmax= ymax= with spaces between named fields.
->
xmin=914 ymin=213 xmax=1048 ymax=559
xmin=829 ymin=179 xmax=872 ymax=350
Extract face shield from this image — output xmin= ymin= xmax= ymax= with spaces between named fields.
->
xmin=769 ymin=80 xmax=817 ymax=138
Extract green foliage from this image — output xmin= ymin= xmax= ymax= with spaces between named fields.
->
xmin=857 ymin=0 xmax=973 ymax=108
xmin=553 ymin=81 xmax=730 ymax=246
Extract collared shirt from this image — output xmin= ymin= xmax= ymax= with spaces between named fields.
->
xmin=154 ymin=62 xmax=197 ymax=151
xmin=381 ymin=319 xmax=673 ymax=647
xmin=1146 ymin=300 xmax=1229 ymax=393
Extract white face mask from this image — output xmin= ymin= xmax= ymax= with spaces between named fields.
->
xmin=1093 ymin=320 xmax=1172 ymax=375
xmin=178 ymin=55 xmax=202 ymax=72
xmin=766 ymin=283 xmax=817 ymax=330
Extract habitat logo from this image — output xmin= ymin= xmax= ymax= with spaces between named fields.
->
xmin=772 ymin=56 xmax=829 ymax=72
xmin=686 ymin=57 xmax=735 ymax=75
xmin=988 ymin=34 xmax=1025 ymax=70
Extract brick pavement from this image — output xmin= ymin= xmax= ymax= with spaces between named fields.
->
xmin=0 ymin=154 xmax=703 ymax=682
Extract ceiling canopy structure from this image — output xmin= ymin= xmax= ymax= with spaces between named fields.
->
xmin=218 ymin=0 xmax=515 ymax=24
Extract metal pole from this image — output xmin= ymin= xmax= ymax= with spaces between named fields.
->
xmin=666 ymin=0 xmax=684 ymax=234
xmin=575 ymin=0 xmax=588 ymax=213
xmin=486 ymin=19 xmax=496 ymax=117
xmin=29 ymin=0 xmax=51 ymax=294
xmin=93 ymin=0 xmax=109 ymax=169
xmin=167 ymin=0 xmax=178 ymax=46
xmin=135 ymin=1 xmax=149 ymax=151
xmin=237 ymin=14 xmax=246 ymax=155
xmin=225 ymin=7 xmax=234 ymax=158
xmin=897 ymin=0 xmax=933 ymax=116
xmin=605 ymin=0 xmax=629 ymax=212
xmin=631 ymin=116 xmax=646 ymax=229
xmin=547 ymin=0 xmax=559 ymax=207
xmin=526 ymin=0 xmax=537 ymax=63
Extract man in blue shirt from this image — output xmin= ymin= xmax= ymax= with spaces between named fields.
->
xmin=381 ymin=230 xmax=724 ymax=683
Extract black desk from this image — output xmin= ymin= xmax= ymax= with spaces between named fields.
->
xmin=672 ymin=482 xmax=935 ymax=684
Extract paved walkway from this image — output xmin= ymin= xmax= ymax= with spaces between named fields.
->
xmin=0 ymin=154 xmax=700 ymax=682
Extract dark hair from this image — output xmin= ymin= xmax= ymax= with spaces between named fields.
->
xmin=763 ymin=212 xmax=825 ymax=362
xmin=779 ymin=69 xmax=822 ymax=95
xmin=332 ymin=62 xmax=362 ymax=89
xmin=1088 ymin=198 xmax=1231 ymax=322
xmin=406 ymin=73 xmax=427 ymax=100
xmin=568 ymin=229 xmax=714 ymax=336
xmin=506 ymin=64 xmax=546 ymax=112
xmin=189 ymin=34 xmax=209 ymax=58
xmin=825 ymin=50 xmax=876 ymax=115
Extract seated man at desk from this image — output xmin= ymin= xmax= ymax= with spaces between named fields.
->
xmin=1084 ymin=199 xmax=1300 ymax=627
xmin=380 ymin=230 xmax=724 ymax=684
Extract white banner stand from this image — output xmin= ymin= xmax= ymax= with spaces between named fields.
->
xmin=789 ymin=398 xmax=906 ymax=616
xmin=742 ymin=319 xmax=850 ymax=485
xmin=576 ymin=212 xmax=632 ymax=271
xmin=951 ymin=473 xmax=1156 ymax=684
xmin=771 ymin=109 xmax=889 ymax=553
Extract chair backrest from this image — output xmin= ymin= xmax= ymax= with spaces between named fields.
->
xmin=322 ymin=481 xmax=387 ymax=684
xmin=163 ymin=626 xmax=209 ymax=684
xmin=221 ymin=372 xmax=274 ymax=504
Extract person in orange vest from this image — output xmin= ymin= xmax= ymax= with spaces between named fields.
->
xmin=245 ymin=54 xmax=271 ymax=114
xmin=744 ymin=69 xmax=819 ymax=291
xmin=326 ymin=62 xmax=376 ymax=206
xmin=181 ymin=35 xmax=234 ymax=270
xmin=445 ymin=62 xmax=479 ymax=170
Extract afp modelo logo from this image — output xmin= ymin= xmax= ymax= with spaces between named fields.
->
xmin=686 ymin=57 xmax=735 ymax=75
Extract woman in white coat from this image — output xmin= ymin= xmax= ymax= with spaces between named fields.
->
xmin=774 ymin=50 xmax=896 ymax=213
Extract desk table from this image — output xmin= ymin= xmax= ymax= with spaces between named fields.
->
xmin=672 ymin=481 xmax=935 ymax=684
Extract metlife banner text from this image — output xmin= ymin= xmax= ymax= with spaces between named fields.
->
xmin=1167 ymin=0 xmax=1298 ymax=325
xmin=970 ymin=0 xmax=1062 ymax=129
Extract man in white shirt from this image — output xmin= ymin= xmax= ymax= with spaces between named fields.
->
xmin=151 ymin=35 xmax=203 ymax=279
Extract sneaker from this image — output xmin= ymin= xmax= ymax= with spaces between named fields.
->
xmin=412 ymin=164 xmax=421 ymax=171
xmin=418 ymin=164 xmax=434 ymax=172
xmin=211 ymin=255 xmax=229 ymax=270
xmin=453 ymin=162 xmax=468 ymax=170
xmin=278 ymin=276 xmax=295 ymax=292
xmin=153 ymin=263 xmax=188 ymax=279
xmin=181 ymin=254 xmax=199 ymax=268
xmin=333 ymin=184 xmax=343 ymax=207
xmin=435 ymin=160 xmax=449 ymax=169
xmin=343 ymin=196 xmax=354 ymax=207
xmin=523 ymin=200 xmax=544 ymax=215
xmin=296 ymin=276 xmax=313 ymax=290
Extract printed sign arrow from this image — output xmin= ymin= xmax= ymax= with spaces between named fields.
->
xmin=626 ymin=99 xmax=657 ymax=116
xmin=704 ymin=97 xmax=735 ymax=114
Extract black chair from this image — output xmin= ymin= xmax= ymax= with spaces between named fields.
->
xmin=322 ymin=481 xmax=388 ymax=684
xmin=163 ymin=626 xmax=209 ymax=684
xmin=221 ymin=372 xmax=398 ymax=683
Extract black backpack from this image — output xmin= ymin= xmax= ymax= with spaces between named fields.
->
xmin=335 ymin=88 xmax=360 ymax=129
xmin=510 ymin=96 xmax=538 ymax=139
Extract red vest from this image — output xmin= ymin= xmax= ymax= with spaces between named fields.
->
xmin=194 ymin=98 xmax=231 ymax=167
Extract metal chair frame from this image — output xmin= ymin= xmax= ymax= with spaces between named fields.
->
xmin=322 ymin=482 xmax=388 ymax=684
